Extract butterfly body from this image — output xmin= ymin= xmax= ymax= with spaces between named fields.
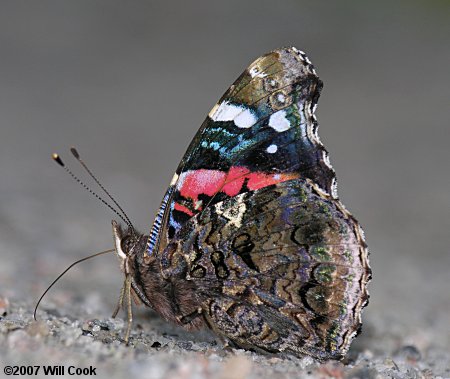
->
xmin=112 ymin=47 xmax=371 ymax=360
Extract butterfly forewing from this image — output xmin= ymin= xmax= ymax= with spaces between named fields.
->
xmin=148 ymin=48 xmax=336 ymax=255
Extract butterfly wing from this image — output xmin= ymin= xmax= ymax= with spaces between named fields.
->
xmin=160 ymin=179 xmax=370 ymax=360
xmin=145 ymin=47 xmax=370 ymax=359
xmin=147 ymin=47 xmax=336 ymax=256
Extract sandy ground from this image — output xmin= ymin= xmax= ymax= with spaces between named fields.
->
xmin=0 ymin=285 xmax=449 ymax=379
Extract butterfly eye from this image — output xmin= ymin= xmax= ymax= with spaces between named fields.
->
xmin=121 ymin=236 xmax=135 ymax=254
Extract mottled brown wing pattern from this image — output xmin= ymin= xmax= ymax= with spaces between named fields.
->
xmin=160 ymin=179 xmax=370 ymax=360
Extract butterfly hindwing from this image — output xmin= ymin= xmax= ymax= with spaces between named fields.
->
xmin=160 ymin=179 xmax=370 ymax=360
xmin=147 ymin=48 xmax=336 ymax=255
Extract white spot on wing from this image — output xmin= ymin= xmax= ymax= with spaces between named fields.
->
xmin=331 ymin=177 xmax=338 ymax=199
xmin=194 ymin=199 xmax=203 ymax=210
xmin=312 ymin=125 xmax=322 ymax=144
xmin=209 ymin=101 xmax=256 ymax=129
xmin=266 ymin=144 xmax=278 ymax=154
xmin=292 ymin=47 xmax=305 ymax=56
xmin=217 ymin=200 xmax=247 ymax=228
xmin=249 ymin=66 xmax=267 ymax=78
xmin=210 ymin=101 xmax=241 ymax=121
xmin=234 ymin=109 xmax=257 ymax=128
xmin=322 ymin=151 xmax=333 ymax=169
xmin=268 ymin=110 xmax=291 ymax=132
xmin=276 ymin=93 xmax=286 ymax=103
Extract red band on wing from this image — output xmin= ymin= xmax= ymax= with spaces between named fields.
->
xmin=174 ymin=167 xmax=299 ymax=217
xmin=247 ymin=171 xmax=299 ymax=191
xmin=222 ymin=166 xmax=250 ymax=196
xmin=174 ymin=202 xmax=195 ymax=217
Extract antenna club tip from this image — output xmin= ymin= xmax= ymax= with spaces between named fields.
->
xmin=52 ymin=153 xmax=65 ymax=167
xmin=70 ymin=147 xmax=80 ymax=159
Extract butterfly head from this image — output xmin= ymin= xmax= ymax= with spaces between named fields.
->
xmin=112 ymin=220 xmax=146 ymax=274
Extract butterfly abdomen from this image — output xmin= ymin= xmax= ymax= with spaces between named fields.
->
xmin=130 ymin=249 xmax=204 ymax=330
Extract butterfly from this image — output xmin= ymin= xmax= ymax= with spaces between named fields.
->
xmin=108 ymin=47 xmax=370 ymax=360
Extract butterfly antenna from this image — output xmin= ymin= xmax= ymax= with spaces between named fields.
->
xmin=52 ymin=153 xmax=131 ymax=228
xmin=69 ymin=147 xmax=135 ymax=233
xmin=33 ymin=248 xmax=115 ymax=321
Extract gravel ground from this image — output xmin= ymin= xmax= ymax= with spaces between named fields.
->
xmin=0 ymin=287 xmax=449 ymax=379
xmin=1 ymin=2 xmax=449 ymax=378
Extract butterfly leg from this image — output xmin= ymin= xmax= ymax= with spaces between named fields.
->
xmin=176 ymin=307 xmax=203 ymax=325
xmin=111 ymin=280 xmax=126 ymax=318
xmin=123 ymin=273 xmax=133 ymax=344
xmin=112 ymin=274 xmax=133 ymax=344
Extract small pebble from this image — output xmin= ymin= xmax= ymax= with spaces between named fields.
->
xmin=176 ymin=340 xmax=193 ymax=350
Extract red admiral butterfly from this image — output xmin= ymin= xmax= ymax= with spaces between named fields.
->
xmin=51 ymin=47 xmax=371 ymax=360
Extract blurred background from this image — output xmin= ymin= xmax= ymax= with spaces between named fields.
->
xmin=0 ymin=0 xmax=449 ymax=363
